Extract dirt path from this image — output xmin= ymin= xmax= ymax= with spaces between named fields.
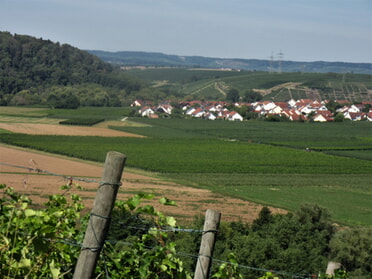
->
xmin=0 ymin=145 xmax=286 ymax=224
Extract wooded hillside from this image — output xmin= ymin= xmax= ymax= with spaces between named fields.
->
xmin=0 ymin=31 xmax=143 ymax=107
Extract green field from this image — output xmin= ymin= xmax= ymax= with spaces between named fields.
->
xmin=0 ymin=114 xmax=371 ymax=227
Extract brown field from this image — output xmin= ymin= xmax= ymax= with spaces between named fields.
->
xmin=0 ymin=122 xmax=144 ymax=137
xmin=0 ymin=121 xmax=286 ymax=225
xmin=0 ymin=145 xmax=288 ymax=224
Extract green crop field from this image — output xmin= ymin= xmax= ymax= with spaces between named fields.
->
xmin=114 ymin=119 xmax=372 ymax=156
xmin=0 ymin=117 xmax=371 ymax=226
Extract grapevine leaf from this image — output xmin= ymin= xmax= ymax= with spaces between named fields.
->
xmin=159 ymin=197 xmax=177 ymax=206
xmin=50 ymin=260 xmax=60 ymax=279
xmin=18 ymin=258 xmax=31 ymax=268
xmin=25 ymin=209 xmax=36 ymax=217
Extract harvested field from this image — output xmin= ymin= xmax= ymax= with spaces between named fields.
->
xmin=0 ymin=122 xmax=144 ymax=137
xmin=0 ymin=145 xmax=286 ymax=224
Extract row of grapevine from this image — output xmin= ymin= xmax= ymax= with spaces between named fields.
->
xmin=1 ymin=134 xmax=371 ymax=174
xmin=59 ymin=118 xmax=104 ymax=126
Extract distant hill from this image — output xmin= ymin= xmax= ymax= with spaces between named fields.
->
xmin=87 ymin=50 xmax=372 ymax=74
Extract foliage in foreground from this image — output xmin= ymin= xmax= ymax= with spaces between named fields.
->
xmin=0 ymin=184 xmax=83 ymax=278
xmin=0 ymin=184 xmax=191 ymax=278
xmin=1 ymin=184 xmax=370 ymax=278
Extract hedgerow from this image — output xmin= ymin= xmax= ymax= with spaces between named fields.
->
xmin=59 ymin=118 xmax=104 ymax=126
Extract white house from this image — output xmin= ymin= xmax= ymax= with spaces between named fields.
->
xmin=185 ymin=107 xmax=196 ymax=115
xmin=343 ymin=112 xmax=363 ymax=121
xmin=131 ymin=99 xmax=145 ymax=107
xmin=298 ymin=105 xmax=317 ymax=116
xmin=191 ymin=108 xmax=205 ymax=118
xmin=226 ymin=111 xmax=243 ymax=121
xmin=282 ymin=109 xmax=304 ymax=121
xmin=156 ymin=104 xmax=173 ymax=115
xmin=205 ymin=105 xmax=217 ymax=112
xmin=262 ymin=101 xmax=277 ymax=111
xmin=139 ymin=106 xmax=155 ymax=117
xmin=313 ymin=111 xmax=333 ymax=122
xmin=268 ymin=105 xmax=284 ymax=114
xmin=367 ymin=112 xmax=372 ymax=121
xmin=347 ymin=105 xmax=360 ymax=113
xmin=204 ymin=112 xmax=217 ymax=120
xmin=315 ymin=105 xmax=329 ymax=111
xmin=287 ymin=99 xmax=297 ymax=108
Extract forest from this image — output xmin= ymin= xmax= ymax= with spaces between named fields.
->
xmin=0 ymin=31 xmax=143 ymax=107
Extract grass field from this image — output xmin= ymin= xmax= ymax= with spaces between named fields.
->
xmin=0 ymin=111 xmax=371 ymax=227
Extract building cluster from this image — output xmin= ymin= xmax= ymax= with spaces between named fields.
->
xmin=131 ymin=99 xmax=372 ymax=122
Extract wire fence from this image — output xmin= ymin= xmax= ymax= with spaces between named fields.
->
xmin=1 ymin=161 xmax=315 ymax=279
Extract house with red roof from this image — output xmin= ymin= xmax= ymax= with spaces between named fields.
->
xmin=224 ymin=111 xmax=243 ymax=121
xmin=138 ymin=106 xmax=155 ymax=117
xmin=313 ymin=110 xmax=334 ymax=122
xmin=367 ymin=112 xmax=372 ymax=121
xmin=344 ymin=112 xmax=364 ymax=121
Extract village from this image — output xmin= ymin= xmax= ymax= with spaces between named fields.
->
xmin=132 ymin=99 xmax=372 ymax=122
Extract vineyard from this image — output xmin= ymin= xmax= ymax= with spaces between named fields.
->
xmin=128 ymin=69 xmax=372 ymax=102
xmin=1 ymin=107 xmax=372 ymax=277
xmin=0 ymin=115 xmax=371 ymax=226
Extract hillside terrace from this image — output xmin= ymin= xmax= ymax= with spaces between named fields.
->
xmin=131 ymin=99 xmax=372 ymax=122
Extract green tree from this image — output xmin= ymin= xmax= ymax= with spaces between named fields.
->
xmin=243 ymin=90 xmax=263 ymax=102
xmin=330 ymin=227 xmax=372 ymax=278
xmin=334 ymin=113 xmax=345 ymax=122
xmin=362 ymin=103 xmax=371 ymax=113
xmin=252 ymin=207 xmax=273 ymax=231
xmin=326 ymin=100 xmax=342 ymax=114
xmin=226 ymin=88 xmax=240 ymax=103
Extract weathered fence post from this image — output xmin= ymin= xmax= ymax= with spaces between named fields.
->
xmin=73 ymin=151 xmax=126 ymax=279
xmin=194 ymin=209 xmax=221 ymax=279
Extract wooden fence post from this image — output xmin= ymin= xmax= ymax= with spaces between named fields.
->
xmin=73 ymin=151 xmax=126 ymax=279
xmin=194 ymin=209 xmax=221 ymax=279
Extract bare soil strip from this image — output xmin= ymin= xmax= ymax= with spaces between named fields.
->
xmin=0 ymin=145 xmax=286 ymax=224
xmin=0 ymin=123 xmax=143 ymax=137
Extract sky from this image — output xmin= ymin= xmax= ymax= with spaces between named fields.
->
xmin=2 ymin=0 xmax=372 ymax=63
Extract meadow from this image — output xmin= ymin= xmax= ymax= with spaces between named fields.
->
xmin=0 ymin=110 xmax=371 ymax=227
